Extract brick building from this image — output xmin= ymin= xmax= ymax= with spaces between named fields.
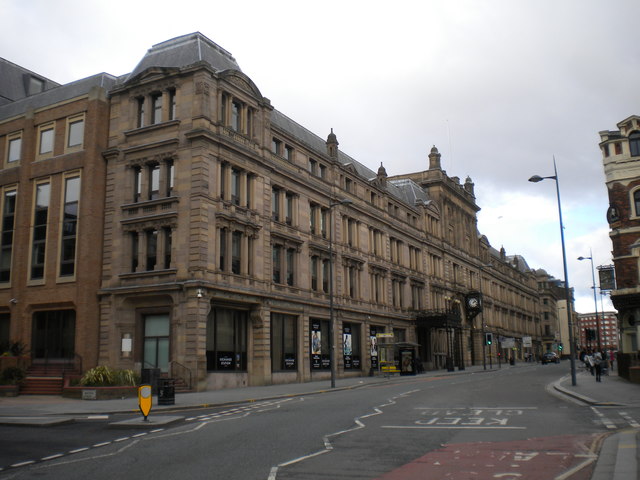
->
xmin=600 ymin=115 xmax=640 ymax=379
xmin=577 ymin=311 xmax=619 ymax=352
xmin=0 ymin=58 xmax=116 ymax=375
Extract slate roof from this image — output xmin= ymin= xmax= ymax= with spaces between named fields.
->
xmin=270 ymin=109 xmax=429 ymax=208
xmin=0 ymin=57 xmax=59 ymax=106
xmin=125 ymin=32 xmax=241 ymax=83
xmin=0 ymin=73 xmax=118 ymax=121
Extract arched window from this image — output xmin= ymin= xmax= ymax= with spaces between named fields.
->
xmin=630 ymin=131 xmax=640 ymax=157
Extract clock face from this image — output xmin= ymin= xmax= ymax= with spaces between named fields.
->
xmin=468 ymin=297 xmax=479 ymax=308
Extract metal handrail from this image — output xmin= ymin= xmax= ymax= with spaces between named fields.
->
xmin=169 ymin=360 xmax=192 ymax=390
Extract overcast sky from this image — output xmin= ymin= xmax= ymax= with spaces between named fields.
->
xmin=3 ymin=0 xmax=639 ymax=313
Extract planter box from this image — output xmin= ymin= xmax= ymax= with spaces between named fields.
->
xmin=0 ymin=384 xmax=20 ymax=397
xmin=0 ymin=356 xmax=30 ymax=371
xmin=62 ymin=386 xmax=137 ymax=400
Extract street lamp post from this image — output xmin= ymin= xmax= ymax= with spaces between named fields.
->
xmin=329 ymin=198 xmax=353 ymax=388
xmin=529 ymin=158 xmax=577 ymax=386
xmin=578 ymin=250 xmax=602 ymax=352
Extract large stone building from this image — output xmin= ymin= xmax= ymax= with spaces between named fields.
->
xmin=1 ymin=33 xmax=546 ymax=392
xmin=600 ymin=115 xmax=640 ymax=379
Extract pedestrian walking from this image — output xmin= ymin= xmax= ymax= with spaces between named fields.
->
xmin=594 ymin=351 xmax=603 ymax=382
xmin=585 ymin=352 xmax=595 ymax=375
xmin=609 ymin=350 xmax=615 ymax=371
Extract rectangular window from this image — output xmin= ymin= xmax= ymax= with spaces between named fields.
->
xmin=167 ymin=160 xmax=174 ymax=196
xmin=285 ymin=145 xmax=294 ymax=162
xmin=151 ymin=93 xmax=162 ymax=124
xmin=131 ymin=232 xmax=139 ymax=271
xmin=322 ymin=258 xmax=329 ymax=293
xmin=219 ymin=228 xmax=227 ymax=271
xmin=271 ymin=313 xmax=297 ymax=371
xmin=232 ymin=231 xmax=241 ymax=274
xmin=133 ymin=166 xmax=142 ymax=202
xmin=0 ymin=189 xmax=17 ymax=282
xmin=320 ymin=208 xmax=327 ymax=238
xmin=231 ymin=168 xmax=241 ymax=205
xmin=285 ymin=192 xmax=293 ymax=225
xmin=168 ymin=88 xmax=177 ymax=120
xmin=246 ymin=108 xmax=254 ymax=137
xmin=31 ymin=182 xmax=50 ymax=280
xmin=615 ymin=142 xmax=622 ymax=155
xmin=67 ymin=118 xmax=84 ymax=148
xmin=272 ymin=138 xmax=282 ymax=155
xmin=272 ymin=188 xmax=280 ymax=221
xmin=146 ymin=229 xmax=158 ymax=271
xmin=38 ymin=125 xmax=54 ymax=156
xmin=286 ymin=247 xmax=295 ymax=286
xmin=206 ymin=308 xmax=247 ymax=371
xmin=149 ymin=164 xmax=160 ymax=200
xmin=311 ymin=256 xmax=318 ymax=291
xmin=137 ymin=97 xmax=146 ymax=128
xmin=310 ymin=203 xmax=318 ymax=234
xmin=348 ymin=265 xmax=357 ymax=298
xmin=319 ymin=164 xmax=326 ymax=179
xmin=231 ymin=100 xmax=241 ymax=131
xmin=59 ymin=175 xmax=80 ymax=277
xmin=309 ymin=158 xmax=317 ymax=175
xmin=163 ymin=227 xmax=172 ymax=269
xmin=272 ymin=244 xmax=282 ymax=283
xmin=220 ymin=93 xmax=228 ymax=125
xmin=310 ymin=319 xmax=330 ymax=369
xmin=7 ymin=135 xmax=21 ymax=164
xmin=0 ymin=313 xmax=9 ymax=353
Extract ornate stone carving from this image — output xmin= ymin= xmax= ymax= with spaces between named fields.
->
xmin=195 ymin=81 xmax=210 ymax=96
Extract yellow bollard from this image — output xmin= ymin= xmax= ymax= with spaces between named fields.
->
xmin=138 ymin=384 xmax=152 ymax=421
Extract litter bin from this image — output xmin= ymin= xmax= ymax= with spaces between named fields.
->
xmin=158 ymin=378 xmax=175 ymax=406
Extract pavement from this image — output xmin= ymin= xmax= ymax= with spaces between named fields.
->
xmin=0 ymin=361 xmax=638 ymax=479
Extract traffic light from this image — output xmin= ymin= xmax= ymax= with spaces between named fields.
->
xmin=485 ymin=333 xmax=493 ymax=345
xmin=558 ymin=343 xmax=563 ymax=351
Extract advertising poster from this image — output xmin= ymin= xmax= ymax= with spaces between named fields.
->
xmin=311 ymin=321 xmax=322 ymax=369
xmin=343 ymin=325 xmax=352 ymax=369
xmin=370 ymin=327 xmax=378 ymax=368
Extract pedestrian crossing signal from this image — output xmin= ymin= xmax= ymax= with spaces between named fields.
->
xmin=485 ymin=333 xmax=493 ymax=345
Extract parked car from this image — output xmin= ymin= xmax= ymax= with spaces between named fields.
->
xmin=541 ymin=352 xmax=560 ymax=364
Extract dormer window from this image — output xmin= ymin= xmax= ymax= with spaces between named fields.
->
xmin=28 ymin=76 xmax=44 ymax=95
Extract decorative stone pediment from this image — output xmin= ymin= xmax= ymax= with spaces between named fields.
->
xmin=220 ymin=71 xmax=263 ymax=99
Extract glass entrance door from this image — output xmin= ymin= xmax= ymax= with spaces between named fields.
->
xmin=32 ymin=310 xmax=76 ymax=360
xmin=143 ymin=314 xmax=170 ymax=372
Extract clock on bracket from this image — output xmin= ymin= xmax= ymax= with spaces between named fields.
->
xmin=466 ymin=292 xmax=482 ymax=311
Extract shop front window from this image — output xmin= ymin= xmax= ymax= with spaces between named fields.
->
xmin=206 ymin=308 xmax=247 ymax=371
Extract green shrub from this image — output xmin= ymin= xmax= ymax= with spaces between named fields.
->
xmin=0 ymin=366 xmax=26 ymax=385
xmin=80 ymin=366 xmax=140 ymax=386
xmin=114 ymin=369 xmax=140 ymax=386
xmin=1 ymin=341 xmax=28 ymax=357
